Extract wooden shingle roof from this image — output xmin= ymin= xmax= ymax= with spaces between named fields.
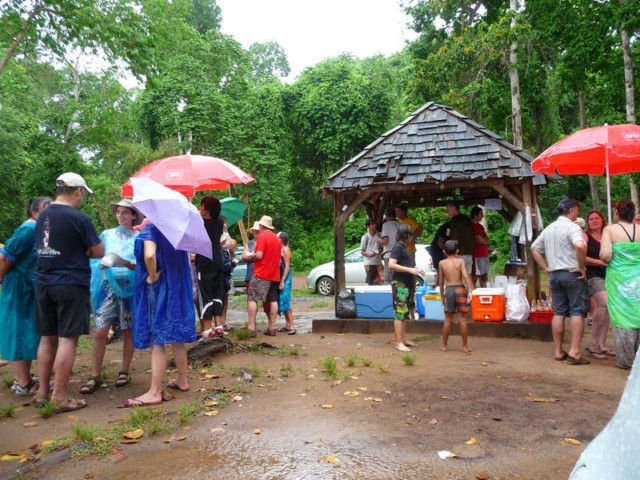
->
xmin=325 ymin=102 xmax=545 ymax=191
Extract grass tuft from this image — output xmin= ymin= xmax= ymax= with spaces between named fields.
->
xmin=401 ymin=354 xmax=416 ymax=366
xmin=280 ymin=362 xmax=294 ymax=378
xmin=250 ymin=365 xmax=264 ymax=378
xmin=360 ymin=358 xmax=373 ymax=367
xmin=0 ymin=404 xmax=16 ymax=419
xmin=1 ymin=375 xmax=15 ymax=388
xmin=234 ymin=328 xmax=252 ymax=340
xmin=344 ymin=355 xmax=358 ymax=367
xmin=310 ymin=301 xmax=330 ymax=309
xmin=320 ymin=357 xmax=338 ymax=380
xmin=377 ymin=364 xmax=390 ymax=374
xmin=37 ymin=401 xmax=56 ymax=419
xmin=275 ymin=345 xmax=299 ymax=357
xmin=179 ymin=402 xmax=204 ymax=424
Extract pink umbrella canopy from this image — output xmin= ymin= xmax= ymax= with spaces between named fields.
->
xmin=121 ymin=154 xmax=254 ymax=198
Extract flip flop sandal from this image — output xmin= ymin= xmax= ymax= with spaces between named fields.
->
xmin=278 ymin=327 xmax=292 ymax=333
xmin=567 ymin=355 xmax=590 ymax=365
xmin=13 ymin=378 xmax=39 ymax=396
xmin=166 ymin=380 xmax=189 ymax=392
xmin=117 ymin=397 xmax=162 ymax=408
xmin=554 ymin=351 xmax=568 ymax=361
xmin=585 ymin=347 xmax=606 ymax=359
xmin=115 ymin=371 xmax=131 ymax=387
xmin=602 ymin=349 xmax=617 ymax=357
xmin=287 ymin=329 xmax=297 ymax=335
xmin=79 ymin=376 xmax=103 ymax=394
xmin=31 ymin=392 xmax=49 ymax=408
xmin=264 ymin=329 xmax=277 ymax=337
xmin=53 ymin=397 xmax=87 ymax=414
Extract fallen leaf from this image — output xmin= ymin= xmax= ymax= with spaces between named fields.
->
xmin=198 ymin=387 xmax=207 ymax=392
xmin=203 ymin=409 xmax=219 ymax=416
xmin=176 ymin=435 xmax=186 ymax=441
xmin=200 ymin=369 xmax=207 ymax=374
xmin=22 ymin=421 xmax=38 ymax=428
xmin=564 ymin=438 xmax=582 ymax=445
xmin=358 ymin=387 xmax=368 ymax=391
xmin=343 ymin=391 xmax=360 ymax=397
xmin=307 ymin=374 xmax=315 ymax=379
xmin=332 ymin=380 xmax=342 ymax=386
xmin=349 ymin=376 xmax=359 ymax=380
xmin=204 ymin=400 xmax=217 ymax=408
xmin=437 ymin=450 xmax=456 ymax=459
xmin=384 ymin=390 xmax=391 ymax=394
xmin=326 ymin=454 xmax=340 ymax=465
xmin=1 ymin=454 xmax=26 ymax=462
xmin=321 ymin=404 xmax=334 ymax=409
xmin=109 ymin=448 xmax=123 ymax=456
xmin=429 ymin=418 xmax=438 ymax=425
xmin=441 ymin=396 xmax=450 ymax=400
xmin=480 ymin=362 xmax=488 ymax=366
xmin=205 ymin=374 xmax=219 ymax=379
xmin=94 ymin=437 xmax=108 ymax=442
xmin=232 ymin=395 xmax=243 ymax=402
xmin=525 ymin=396 xmax=558 ymax=403
xmin=123 ymin=429 xmax=144 ymax=440
xmin=373 ymin=398 xmax=383 ymax=402
xmin=210 ymin=427 xmax=225 ymax=434
xmin=163 ymin=438 xmax=172 ymax=444
xmin=121 ymin=439 xmax=138 ymax=444
xmin=465 ymin=437 xmax=478 ymax=445
xmin=299 ymin=393 xmax=307 ymax=397
xmin=475 ymin=471 xmax=490 ymax=480
xmin=41 ymin=440 xmax=55 ymax=447
xmin=67 ymin=415 xmax=76 ymax=420
xmin=253 ymin=429 xmax=261 ymax=435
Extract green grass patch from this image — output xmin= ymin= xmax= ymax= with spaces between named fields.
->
xmin=77 ymin=336 xmax=92 ymax=351
xmin=275 ymin=345 xmax=299 ymax=357
xmin=0 ymin=404 xmax=16 ymax=418
xmin=1 ymin=375 xmax=15 ymax=388
xmin=320 ymin=357 xmax=338 ymax=380
xmin=412 ymin=335 xmax=438 ymax=343
xmin=250 ymin=365 xmax=264 ymax=378
xmin=344 ymin=355 xmax=358 ymax=367
xmin=280 ymin=362 xmax=294 ymax=377
xmin=215 ymin=392 xmax=231 ymax=409
xmin=291 ymin=289 xmax=319 ymax=298
xmin=234 ymin=328 xmax=253 ymax=340
xmin=42 ymin=437 xmax=74 ymax=455
xmin=37 ymin=401 xmax=56 ymax=419
xmin=178 ymin=402 xmax=204 ymax=424
xmin=71 ymin=424 xmax=122 ymax=456
xmin=377 ymin=364 xmax=390 ymax=374
xmin=231 ymin=294 xmax=247 ymax=303
xmin=360 ymin=358 xmax=373 ymax=367
xmin=310 ymin=301 xmax=330 ymax=309
xmin=128 ymin=407 xmax=160 ymax=427
xmin=401 ymin=354 xmax=416 ymax=366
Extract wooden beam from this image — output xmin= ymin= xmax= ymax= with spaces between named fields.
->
xmin=490 ymin=182 xmax=526 ymax=213
xmin=335 ymin=189 xmax=372 ymax=226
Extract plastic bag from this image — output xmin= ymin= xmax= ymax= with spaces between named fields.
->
xmin=505 ymin=283 xmax=530 ymax=322
xmin=336 ymin=289 xmax=356 ymax=318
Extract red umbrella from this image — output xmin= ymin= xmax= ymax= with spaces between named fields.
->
xmin=121 ymin=154 xmax=254 ymax=198
xmin=531 ymin=124 xmax=640 ymax=222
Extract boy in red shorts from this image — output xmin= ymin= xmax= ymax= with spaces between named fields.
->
xmin=438 ymin=240 xmax=474 ymax=353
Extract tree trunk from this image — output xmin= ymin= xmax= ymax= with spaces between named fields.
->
xmin=509 ymin=0 xmax=523 ymax=148
xmin=0 ymin=4 xmax=43 ymax=76
xmin=578 ymin=90 xmax=602 ymax=210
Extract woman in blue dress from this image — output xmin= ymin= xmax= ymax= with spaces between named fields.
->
xmin=123 ymin=222 xmax=196 ymax=407
xmin=0 ymin=197 xmax=51 ymax=396
xmin=277 ymin=232 xmax=295 ymax=334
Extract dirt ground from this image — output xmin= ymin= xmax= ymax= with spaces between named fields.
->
xmin=0 ymin=293 xmax=629 ymax=480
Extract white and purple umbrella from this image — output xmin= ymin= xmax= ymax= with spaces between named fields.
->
xmin=131 ymin=177 xmax=212 ymax=259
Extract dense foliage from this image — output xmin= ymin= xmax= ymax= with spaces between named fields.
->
xmin=1 ymin=0 xmax=639 ymax=273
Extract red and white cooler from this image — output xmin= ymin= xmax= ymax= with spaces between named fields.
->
xmin=471 ymin=287 xmax=505 ymax=322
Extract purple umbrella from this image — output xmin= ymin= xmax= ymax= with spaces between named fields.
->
xmin=130 ymin=177 xmax=212 ymax=259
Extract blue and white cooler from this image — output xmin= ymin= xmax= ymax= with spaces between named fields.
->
xmin=354 ymin=285 xmax=394 ymax=319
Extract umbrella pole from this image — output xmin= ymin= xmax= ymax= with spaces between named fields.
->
xmin=605 ymin=124 xmax=612 ymax=224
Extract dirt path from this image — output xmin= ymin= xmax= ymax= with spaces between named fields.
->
xmin=0 ymin=299 xmax=628 ymax=480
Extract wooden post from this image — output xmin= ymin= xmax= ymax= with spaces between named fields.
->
xmin=334 ymin=192 xmax=346 ymax=312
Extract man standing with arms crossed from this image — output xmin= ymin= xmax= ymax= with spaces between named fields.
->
xmin=33 ymin=173 xmax=104 ymax=412
xmin=361 ymin=219 xmax=381 ymax=285
xmin=531 ymin=198 xmax=589 ymax=365
xmin=380 ymin=208 xmax=400 ymax=283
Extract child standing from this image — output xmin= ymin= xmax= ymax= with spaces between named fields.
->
xmin=438 ymin=240 xmax=474 ymax=353
xmin=389 ymin=224 xmax=424 ymax=351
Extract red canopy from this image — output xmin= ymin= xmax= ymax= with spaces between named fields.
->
xmin=531 ymin=124 xmax=640 ymax=176
xmin=121 ymin=154 xmax=254 ymax=198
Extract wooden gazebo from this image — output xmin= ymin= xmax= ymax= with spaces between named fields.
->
xmin=323 ymin=102 xmax=546 ymax=304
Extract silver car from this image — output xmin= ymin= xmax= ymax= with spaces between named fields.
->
xmin=306 ymin=243 xmax=437 ymax=296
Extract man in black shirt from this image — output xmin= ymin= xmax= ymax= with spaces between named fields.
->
xmin=34 ymin=173 xmax=104 ymax=412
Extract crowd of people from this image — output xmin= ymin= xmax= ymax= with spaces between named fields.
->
xmin=0 ymin=172 xmax=296 ymax=412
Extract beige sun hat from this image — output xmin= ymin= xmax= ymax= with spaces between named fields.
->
xmin=250 ymin=221 xmax=261 ymax=231
xmin=258 ymin=215 xmax=274 ymax=230
xmin=110 ymin=198 xmax=139 ymax=216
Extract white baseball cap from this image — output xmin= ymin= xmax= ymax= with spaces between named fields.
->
xmin=56 ymin=172 xmax=94 ymax=194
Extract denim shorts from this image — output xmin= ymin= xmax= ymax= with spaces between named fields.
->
xmin=550 ymin=270 xmax=588 ymax=317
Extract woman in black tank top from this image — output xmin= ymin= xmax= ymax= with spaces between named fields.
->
xmin=583 ymin=211 xmax=614 ymax=359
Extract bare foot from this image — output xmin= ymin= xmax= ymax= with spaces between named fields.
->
xmin=404 ymin=340 xmax=417 ymax=347
xmin=440 ymin=345 xmax=448 ymax=352
xmin=394 ymin=343 xmax=412 ymax=352
xmin=132 ymin=391 xmax=163 ymax=404
xmin=463 ymin=346 xmax=472 ymax=354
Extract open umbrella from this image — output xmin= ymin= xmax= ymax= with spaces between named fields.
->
xmin=531 ymin=124 xmax=640 ymax=222
xmin=220 ymin=197 xmax=247 ymax=226
xmin=131 ymin=177 xmax=212 ymax=259
xmin=121 ymin=154 xmax=254 ymax=198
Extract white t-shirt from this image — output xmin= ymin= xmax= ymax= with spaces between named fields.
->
xmin=381 ymin=219 xmax=400 ymax=259
xmin=360 ymin=232 xmax=381 ymax=265
xmin=531 ymin=215 xmax=585 ymax=271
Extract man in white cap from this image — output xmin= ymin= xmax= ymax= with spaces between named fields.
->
xmin=33 ymin=172 xmax=104 ymax=412
xmin=242 ymin=215 xmax=281 ymax=336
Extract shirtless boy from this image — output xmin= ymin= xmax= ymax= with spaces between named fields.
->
xmin=438 ymin=240 xmax=474 ymax=353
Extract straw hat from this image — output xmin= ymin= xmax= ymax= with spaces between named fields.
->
xmin=110 ymin=198 xmax=140 ymax=216
xmin=249 ymin=221 xmax=261 ymax=232
xmin=258 ymin=215 xmax=274 ymax=230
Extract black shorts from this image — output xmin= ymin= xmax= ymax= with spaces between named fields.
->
xmin=550 ymin=270 xmax=588 ymax=317
xmin=35 ymin=284 xmax=91 ymax=338
xmin=197 ymin=270 xmax=225 ymax=319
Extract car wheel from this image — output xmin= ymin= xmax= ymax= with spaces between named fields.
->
xmin=316 ymin=276 xmax=335 ymax=296
xmin=415 ymin=277 xmax=424 ymax=287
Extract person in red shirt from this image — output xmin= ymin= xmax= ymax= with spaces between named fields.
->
xmin=242 ymin=215 xmax=281 ymax=336
xmin=470 ymin=206 xmax=490 ymax=287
